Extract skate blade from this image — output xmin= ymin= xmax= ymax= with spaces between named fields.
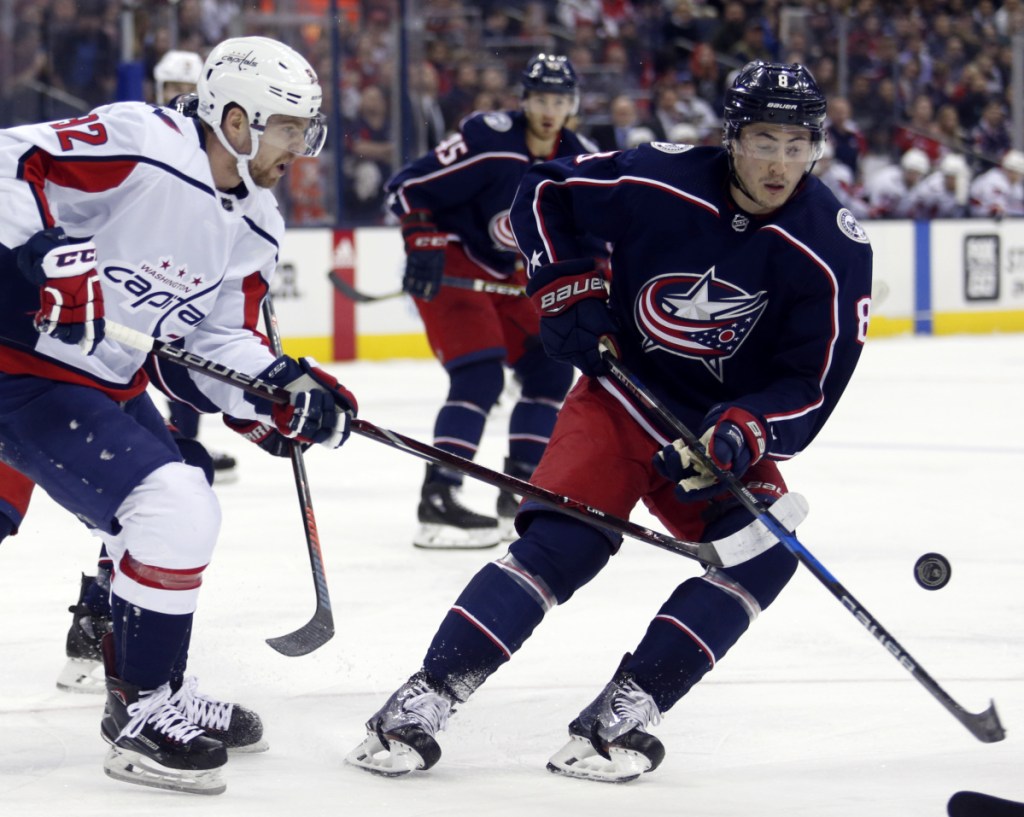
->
xmin=56 ymin=658 xmax=106 ymax=694
xmin=344 ymin=733 xmax=426 ymax=777
xmin=413 ymin=523 xmax=502 ymax=549
xmin=546 ymin=734 xmax=650 ymax=784
xmin=225 ymin=737 xmax=269 ymax=754
xmin=103 ymin=746 xmax=226 ymax=795
xmin=212 ymin=468 xmax=239 ymax=486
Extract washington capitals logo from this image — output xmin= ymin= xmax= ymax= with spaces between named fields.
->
xmin=635 ymin=269 xmax=767 ymax=381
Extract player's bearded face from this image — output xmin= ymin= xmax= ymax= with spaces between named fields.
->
xmin=731 ymin=124 xmax=819 ymax=213
xmin=248 ymin=114 xmax=321 ymax=188
xmin=523 ymin=93 xmax=574 ymax=140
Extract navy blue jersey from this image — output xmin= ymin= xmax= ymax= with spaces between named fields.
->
xmin=510 ymin=143 xmax=874 ymax=460
xmin=386 ymin=110 xmax=597 ymax=277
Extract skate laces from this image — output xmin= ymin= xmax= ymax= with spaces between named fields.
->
xmin=611 ymin=680 xmax=662 ymax=732
xmin=392 ymin=680 xmax=452 ymax=736
xmin=119 ymin=683 xmax=206 ymax=743
xmin=170 ymin=676 xmax=234 ymax=731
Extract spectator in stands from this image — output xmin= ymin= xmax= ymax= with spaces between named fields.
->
xmin=969 ymin=149 xmax=1024 ymax=218
xmin=969 ymin=98 xmax=1012 ymax=167
xmin=410 ymin=60 xmax=448 ymax=155
xmin=642 ymin=82 xmax=684 ymax=142
xmin=49 ymin=0 xmax=117 ymax=111
xmin=440 ymin=59 xmax=479 ymax=131
xmin=689 ymin=42 xmax=725 ymax=113
xmin=933 ymin=103 xmax=969 ymax=156
xmin=674 ymin=72 xmax=718 ymax=142
xmin=589 ymin=94 xmax=641 ymax=152
xmin=893 ymin=94 xmax=944 ymax=164
xmin=342 ymin=84 xmax=393 ymax=224
xmin=710 ymin=1 xmax=748 ymax=56
xmin=866 ymin=147 xmax=931 ymax=218
xmin=826 ymin=96 xmax=868 ymax=178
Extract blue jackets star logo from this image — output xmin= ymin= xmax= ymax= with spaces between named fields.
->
xmin=635 ymin=269 xmax=768 ymax=380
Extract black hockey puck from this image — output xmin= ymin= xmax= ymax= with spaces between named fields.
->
xmin=914 ymin=552 xmax=951 ymax=590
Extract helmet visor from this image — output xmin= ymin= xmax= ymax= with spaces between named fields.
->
xmin=254 ymin=112 xmax=328 ymax=157
xmin=731 ymin=124 xmax=824 ymax=165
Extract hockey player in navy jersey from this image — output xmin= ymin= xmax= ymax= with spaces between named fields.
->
xmin=346 ymin=61 xmax=873 ymax=782
xmin=385 ymin=54 xmax=597 ymax=549
xmin=0 ymin=37 xmax=357 ymax=795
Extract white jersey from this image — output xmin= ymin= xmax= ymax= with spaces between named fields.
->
xmin=864 ymin=164 xmax=918 ymax=218
xmin=908 ymin=170 xmax=967 ymax=218
xmin=815 ymin=161 xmax=870 ymax=220
xmin=0 ymin=102 xmax=283 ymax=420
xmin=969 ymin=167 xmax=1024 ymax=217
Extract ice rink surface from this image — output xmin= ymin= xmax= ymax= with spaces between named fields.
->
xmin=1 ymin=332 xmax=1022 ymax=816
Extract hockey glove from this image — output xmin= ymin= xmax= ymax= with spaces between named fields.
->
xmin=16 ymin=227 xmax=105 ymax=354
xmin=244 ymin=356 xmax=359 ymax=450
xmin=653 ymin=406 xmax=767 ymax=502
xmin=401 ymin=209 xmax=447 ymax=301
xmin=526 ymin=259 xmax=619 ymax=377
xmin=223 ymin=415 xmax=311 ymax=458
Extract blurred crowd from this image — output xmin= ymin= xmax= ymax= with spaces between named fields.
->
xmin=2 ymin=0 xmax=1022 ymax=223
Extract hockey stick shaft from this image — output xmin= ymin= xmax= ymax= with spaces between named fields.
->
xmin=600 ymin=351 xmax=1005 ymax=744
xmin=328 ymin=270 xmax=525 ymax=302
xmin=100 ymin=320 xmax=802 ymax=568
xmin=260 ymin=297 xmax=334 ymax=657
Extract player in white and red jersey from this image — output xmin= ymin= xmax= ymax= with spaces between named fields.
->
xmin=969 ymin=149 xmax=1024 ymax=217
xmin=0 ymin=36 xmax=357 ymax=795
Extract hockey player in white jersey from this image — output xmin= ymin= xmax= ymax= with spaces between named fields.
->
xmin=0 ymin=36 xmax=357 ymax=795
xmin=969 ymin=149 xmax=1024 ymax=218
xmin=910 ymin=153 xmax=971 ymax=218
xmin=865 ymin=147 xmax=930 ymax=218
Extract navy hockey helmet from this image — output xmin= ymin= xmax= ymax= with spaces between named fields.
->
xmin=723 ymin=61 xmax=826 ymax=157
xmin=521 ymin=54 xmax=580 ymax=113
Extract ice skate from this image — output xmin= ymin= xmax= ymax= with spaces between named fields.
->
xmin=101 ymin=636 xmax=227 ymax=795
xmin=547 ymin=671 xmax=665 ymax=783
xmin=211 ymin=451 xmax=239 ymax=485
xmin=346 ymin=671 xmax=456 ymax=776
xmin=56 ymin=573 xmax=112 ymax=694
xmin=413 ymin=467 xmax=501 ymax=549
xmin=170 ymin=675 xmax=268 ymax=753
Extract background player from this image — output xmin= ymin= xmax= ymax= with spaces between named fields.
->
xmin=385 ymin=53 xmax=599 ymax=549
xmin=0 ymin=36 xmax=357 ymax=795
xmin=346 ymin=61 xmax=873 ymax=782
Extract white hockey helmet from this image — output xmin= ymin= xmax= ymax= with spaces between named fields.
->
xmin=1001 ymin=149 xmax=1024 ymax=175
xmin=154 ymin=50 xmax=203 ymax=106
xmin=939 ymin=153 xmax=967 ymax=175
xmin=197 ymin=36 xmax=326 ymax=159
xmin=900 ymin=147 xmax=930 ymax=175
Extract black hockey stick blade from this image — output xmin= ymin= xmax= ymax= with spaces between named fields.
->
xmin=949 ymin=790 xmax=1024 ymax=817
xmin=261 ymin=296 xmax=334 ymax=657
xmin=599 ymin=350 xmax=1006 ymax=744
xmin=328 ymin=270 xmax=403 ymax=302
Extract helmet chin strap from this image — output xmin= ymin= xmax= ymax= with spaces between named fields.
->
xmin=211 ymin=119 xmax=261 ymax=193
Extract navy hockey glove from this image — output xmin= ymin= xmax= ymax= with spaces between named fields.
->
xmin=17 ymin=227 xmax=105 ymax=354
xmin=401 ymin=209 xmax=447 ymax=301
xmin=223 ymin=415 xmax=311 ymax=457
xmin=653 ymin=406 xmax=767 ymax=502
xmin=527 ymin=259 xmax=618 ymax=377
xmin=244 ymin=356 xmax=359 ymax=450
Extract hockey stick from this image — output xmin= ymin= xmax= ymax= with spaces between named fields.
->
xmin=259 ymin=296 xmax=334 ymax=657
xmin=599 ymin=350 xmax=1006 ymax=744
xmin=99 ymin=320 xmax=807 ymax=568
xmin=328 ymin=270 xmax=525 ymax=302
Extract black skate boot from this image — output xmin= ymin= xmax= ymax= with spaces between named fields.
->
xmin=211 ymin=450 xmax=239 ymax=485
xmin=99 ymin=636 xmax=227 ymax=795
xmin=413 ymin=465 xmax=501 ymax=549
xmin=547 ymin=669 xmax=665 ymax=783
xmin=170 ymin=676 xmax=268 ymax=753
xmin=497 ymin=457 xmax=535 ymax=542
xmin=56 ymin=573 xmax=113 ymax=694
xmin=345 ymin=670 xmax=457 ymax=776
